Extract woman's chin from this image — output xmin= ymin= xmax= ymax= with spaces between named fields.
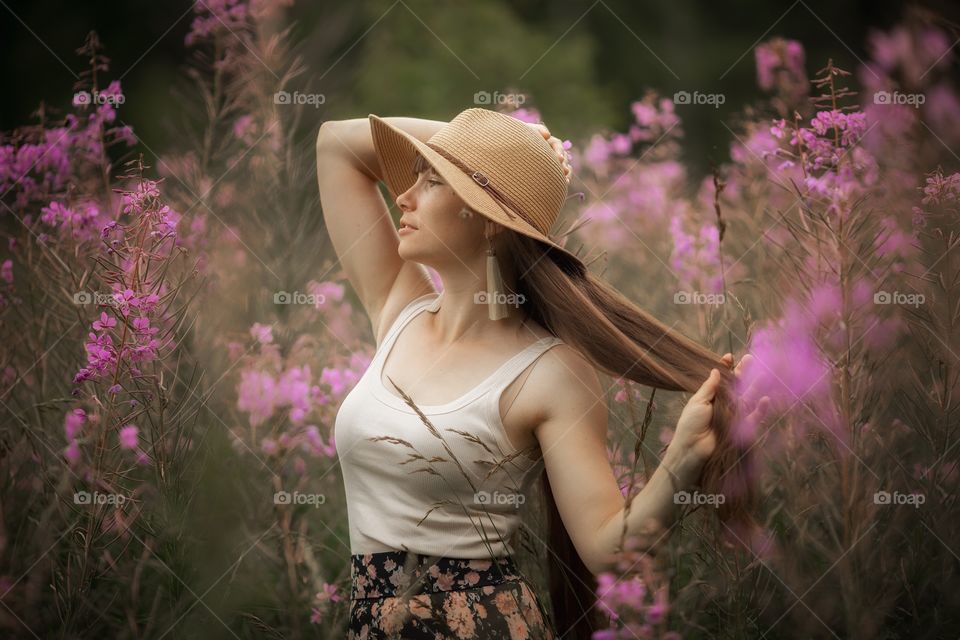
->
xmin=397 ymin=240 xmax=422 ymax=262
xmin=398 ymin=244 xmax=441 ymax=270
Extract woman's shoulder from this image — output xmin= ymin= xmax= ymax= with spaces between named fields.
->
xmin=524 ymin=337 xmax=601 ymax=402
xmin=373 ymin=287 xmax=439 ymax=347
xmin=504 ymin=332 xmax=604 ymax=440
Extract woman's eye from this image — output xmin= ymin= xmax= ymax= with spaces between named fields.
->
xmin=427 ymin=179 xmax=443 ymax=187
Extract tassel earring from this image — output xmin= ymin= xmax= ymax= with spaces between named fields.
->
xmin=485 ymin=233 xmax=510 ymax=321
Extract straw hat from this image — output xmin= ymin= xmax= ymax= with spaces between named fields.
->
xmin=368 ymin=108 xmax=587 ymax=276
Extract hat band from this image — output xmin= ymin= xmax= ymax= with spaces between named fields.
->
xmin=425 ymin=142 xmax=547 ymax=234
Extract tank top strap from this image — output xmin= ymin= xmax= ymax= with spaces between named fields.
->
xmin=377 ymin=292 xmax=440 ymax=355
xmin=474 ymin=335 xmax=563 ymax=460
xmin=476 ymin=335 xmax=565 ymax=399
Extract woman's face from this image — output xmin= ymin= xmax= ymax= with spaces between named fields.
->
xmin=395 ymin=158 xmax=488 ymax=267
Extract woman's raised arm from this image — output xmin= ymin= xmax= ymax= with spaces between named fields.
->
xmin=315 ymin=116 xmax=445 ymax=343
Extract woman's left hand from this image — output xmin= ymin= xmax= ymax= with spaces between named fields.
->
xmin=671 ymin=353 xmax=762 ymax=468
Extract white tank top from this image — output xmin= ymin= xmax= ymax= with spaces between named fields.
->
xmin=334 ymin=292 xmax=563 ymax=558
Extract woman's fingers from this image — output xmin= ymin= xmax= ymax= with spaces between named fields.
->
xmin=524 ymin=121 xmax=572 ymax=183
xmin=527 ymin=122 xmax=551 ymax=140
xmin=731 ymin=356 xmax=769 ymax=423
xmin=693 ymin=368 xmax=722 ymax=404
xmin=736 ymin=356 xmax=765 ymax=404
xmin=734 ymin=354 xmax=754 ymax=376
xmin=547 ymin=137 xmax=573 ymax=182
xmin=743 ymin=396 xmax=772 ymax=434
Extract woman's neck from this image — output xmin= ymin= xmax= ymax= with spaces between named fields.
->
xmin=425 ymin=287 xmax=530 ymax=347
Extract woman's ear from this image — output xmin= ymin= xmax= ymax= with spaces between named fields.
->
xmin=484 ymin=218 xmax=506 ymax=240
xmin=483 ymin=218 xmax=495 ymax=241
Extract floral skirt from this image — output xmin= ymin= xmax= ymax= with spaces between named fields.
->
xmin=348 ymin=549 xmax=556 ymax=639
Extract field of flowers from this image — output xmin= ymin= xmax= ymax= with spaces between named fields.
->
xmin=1 ymin=1 xmax=958 ymax=638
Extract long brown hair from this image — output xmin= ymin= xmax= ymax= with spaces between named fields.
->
xmin=493 ymin=226 xmax=757 ymax=638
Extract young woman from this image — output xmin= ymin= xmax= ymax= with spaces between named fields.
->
xmin=316 ymin=108 xmax=756 ymax=639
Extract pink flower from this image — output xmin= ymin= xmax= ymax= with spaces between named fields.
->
xmin=119 ymin=424 xmax=139 ymax=450
xmin=93 ymin=312 xmax=117 ymax=331
xmin=110 ymin=288 xmax=141 ymax=317
xmin=113 ymin=125 xmax=137 ymax=147
xmin=277 ymin=366 xmax=312 ymax=422
xmin=261 ymin=437 xmax=279 ymax=455
xmin=645 ymin=601 xmax=667 ymax=624
xmin=319 ymin=367 xmax=347 ymax=395
xmin=302 ymin=425 xmax=335 ymax=458
xmin=237 ymin=370 xmax=277 ymax=427
xmin=307 ymin=280 xmax=345 ymax=310
xmin=233 ymin=114 xmax=257 ymax=143
xmin=505 ymin=107 xmax=542 ymax=124
xmin=250 ymin=322 xmax=273 ymax=344
xmin=316 ymin=582 xmax=341 ymax=603
xmin=64 ymin=440 xmax=81 ymax=463
xmin=668 ymin=216 xmax=723 ymax=294
xmin=755 ymin=37 xmax=808 ymax=108
xmin=64 ymin=408 xmax=87 ymax=440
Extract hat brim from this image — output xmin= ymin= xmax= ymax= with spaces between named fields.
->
xmin=368 ymin=114 xmax=587 ymax=277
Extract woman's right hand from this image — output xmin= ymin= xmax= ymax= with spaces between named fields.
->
xmin=526 ymin=122 xmax=572 ymax=183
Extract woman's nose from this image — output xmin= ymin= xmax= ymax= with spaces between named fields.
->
xmin=396 ymin=185 xmax=415 ymax=211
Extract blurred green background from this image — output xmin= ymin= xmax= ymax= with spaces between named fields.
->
xmin=1 ymin=0 xmax=948 ymax=180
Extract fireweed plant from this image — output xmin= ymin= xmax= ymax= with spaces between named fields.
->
xmin=538 ymin=19 xmax=959 ymax=640
xmin=0 ymin=32 xmax=212 ymax=638
xmin=1 ymin=2 xmax=958 ymax=638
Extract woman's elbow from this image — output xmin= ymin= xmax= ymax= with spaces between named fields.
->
xmin=316 ymin=119 xmax=342 ymax=152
